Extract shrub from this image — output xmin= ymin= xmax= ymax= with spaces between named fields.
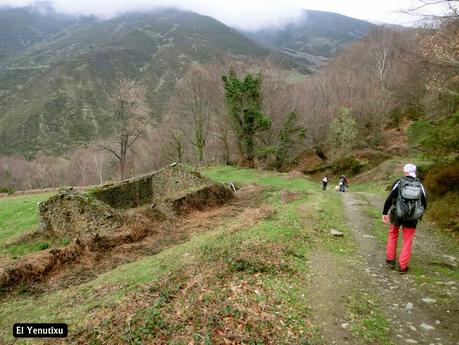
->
xmin=331 ymin=156 xmax=362 ymax=176
xmin=415 ymin=163 xmax=433 ymax=181
xmin=404 ymin=104 xmax=424 ymax=121
xmin=366 ymin=131 xmax=385 ymax=147
xmin=407 ymin=114 xmax=459 ymax=155
xmin=38 ymin=242 xmax=49 ymax=250
xmin=0 ymin=185 xmax=14 ymax=194
xmin=328 ymin=107 xmax=359 ymax=153
xmin=423 ymin=160 xmax=459 ymax=198
xmin=426 ymin=192 xmax=459 ymax=233
xmin=407 ymin=120 xmax=430 ymax=147
xmin=388 ymin=107 xmax=402 ymax=128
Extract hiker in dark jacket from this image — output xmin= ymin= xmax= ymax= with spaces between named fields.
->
xmin=382 ymin=164 xmax=427 ymax=274
xmin=339 ymin=175 xmax=348 ymax=192
xmin=322 ymin=175 xmax=329 ymax=191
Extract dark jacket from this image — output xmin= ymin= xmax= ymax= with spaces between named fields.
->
xmin=382 ymin=176 xmax=427 ymax=228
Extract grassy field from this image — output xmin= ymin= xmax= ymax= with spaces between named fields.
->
xmin=0 ymin=193 xmax=53 ymax=245
xmin=202 ymin=165 xmax=316 ymax=191
xmin=0 ymin=167 xmax=408 ymax=344
xmin=0 ymin=193 xmax=63 ymax=259
xmin=0 ymin=167 xmax=328 ymax=343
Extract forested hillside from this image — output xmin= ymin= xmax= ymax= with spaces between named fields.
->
xmin=0 ymin=6 xmax=382 ymax=157
xmin=0 ymin=7 xmax=271 ymax=156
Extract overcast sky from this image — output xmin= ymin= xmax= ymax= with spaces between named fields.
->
xmin=0 ymin=0 xmax=451 ymax=30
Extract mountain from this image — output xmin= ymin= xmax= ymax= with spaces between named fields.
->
xmin=0 ymin=7 xmax=273 ymax=157
xmin=246 ymin=9 xmax=377 ymax=69
xmin=0 ymin=5 xmax=80 ymax=61
xmin=0 ymin=7 xmax=375 ymax=157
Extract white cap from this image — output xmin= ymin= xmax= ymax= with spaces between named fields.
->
xmin=403 ymin=164 xmax=417 ymax=177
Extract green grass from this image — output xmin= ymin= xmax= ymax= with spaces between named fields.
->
xmin=407 ymin=114 xmax=459 ymax=156
xmin=347 ymin=292 xmax=393 ymax=345
xmin=0 ymin=193 xmax=66 ymax=259
xmin=0 ymin=237 xmax=71 ymax=258
xmin=0 ymin=193 xmax=53 ymax=247
xmin=0 ymin=166 xmax=321 ymax=343
xmin=202 ymin=165 xmax=317 ymax=191
xmin=307 ymin=191 xmax=357 ymax=256
xmin=365 ymin=207 xmax=389 ymax=244
xmin=350 ymin=182 xmax=387 ymax=194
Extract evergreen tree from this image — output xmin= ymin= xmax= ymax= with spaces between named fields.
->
xmin=222 ymin=71 xmax=271 ymax=164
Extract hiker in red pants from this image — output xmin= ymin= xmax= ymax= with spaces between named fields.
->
xmin=382 ymin=164 xmax=427 ymax=274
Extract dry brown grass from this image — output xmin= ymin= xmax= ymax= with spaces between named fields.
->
xmin=69 ymin=238 xmax=313 ymax=344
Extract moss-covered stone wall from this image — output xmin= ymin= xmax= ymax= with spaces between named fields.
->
xmin=38 ymin=164 xmax=233 ymax=239
xmin=90 ymin=165 xmax=210 ymax=208
xmin=38 ymin=192 xmax=121 ymax=238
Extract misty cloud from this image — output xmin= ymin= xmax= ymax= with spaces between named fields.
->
xmin=0 ymin=0 xmax=451 ymax=29
xmin=0 ymin=0 xmax=302 ymax=30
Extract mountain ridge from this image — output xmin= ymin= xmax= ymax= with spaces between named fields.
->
xmin=0 ymin=6 xmax=377 ymax=157
xmin=0 ymin=7 xmax=274 ymax=157
xmin=245 ymin=9 xmax=377 ymax=68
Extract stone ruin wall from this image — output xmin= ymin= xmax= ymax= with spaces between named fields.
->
xmin=38 ymin=192 xmax=121 ymax=238
xmin=38 ymin=165 xmax=229 ymax=238
xmin=90 ymin=165 xmax=210 ymax=208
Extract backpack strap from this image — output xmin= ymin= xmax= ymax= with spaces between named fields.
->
xmin=390 ymin=178 xmax=402 ymax=192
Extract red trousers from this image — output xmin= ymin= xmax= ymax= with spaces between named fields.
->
xmin=386 ymin=224 xmax=416 ymax=270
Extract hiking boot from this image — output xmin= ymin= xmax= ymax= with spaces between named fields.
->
xmin=386 ymin=259 xmax=396 ymax=268
xmin=398 ymin=266 xmax=409 ymax=274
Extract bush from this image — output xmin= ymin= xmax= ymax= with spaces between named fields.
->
xmin=404 ymin=104 xmax=424 ymax=121
xmin=328 ymin=107 xmax=360 ymax=153
xmin=415 ymin=163 xmax=433 ymax=181
xmin=331 ymin=156 xmax=362 ymax=176
xmin=426 ymin=192 xmax=459 ymax=233
xmin=407 ymin=114 xmax=459 ymax=155
xmin=38 ymin=242 xmax=49 ymax=250
xmin=388 ymin=107 xmax=403 ymax=128
xmin=423 ymin=160 xmax=459 ymax=198
xmin=0 ymin=185 xmax=14 ymax=194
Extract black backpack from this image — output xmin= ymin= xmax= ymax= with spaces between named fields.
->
xmin=395 ymin=177 xmax=425 ymax=221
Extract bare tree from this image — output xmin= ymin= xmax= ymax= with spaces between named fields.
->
xmin=171 ymin=66 xmax=213 ymax=163
xmin=102 ymin=79 xmax=147 ymax=180
xmin=166 ymin=129 xmax=186 ymax=163
xmin=406 ymin=0 xmax=459 ymax=21
xmin=421 ymin=19 xmax=459 ymax=98
xmin=87 ymin=146 xmax=106 ymax=185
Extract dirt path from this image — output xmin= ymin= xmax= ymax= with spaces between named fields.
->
xmin=306 ymin=191 xmax=458 ymax=345
xmin=342 ymin=191 xmax=458 ymax=345
xmin=308 ymin=247 xmax=365 ymax=345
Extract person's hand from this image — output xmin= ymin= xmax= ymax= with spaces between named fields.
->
xmin=382 ymin=215 xmax=389 ymax=224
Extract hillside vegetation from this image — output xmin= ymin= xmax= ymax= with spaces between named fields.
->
xmin=0 ymin=167 xmax=457 ymax=344
xmin=0 ymin=6 xmax=382 ymax=157
xmin=0 ymin=8 xmax=271 ymax=156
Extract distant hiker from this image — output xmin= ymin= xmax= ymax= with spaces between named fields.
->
xmin=382 ymin=164 xmax=427 ymax=274
xmin=339 ymin=175 xmax=348 ymax=192
xmin=322 ymin=175 xmax=329 ymax=190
